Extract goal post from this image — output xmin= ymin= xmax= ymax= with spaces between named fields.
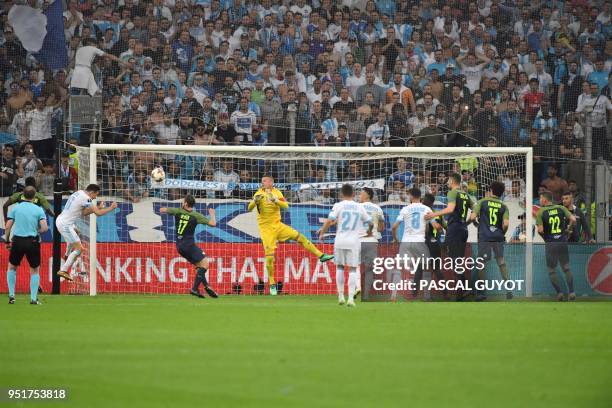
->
xmin=74 ymin=144 xmax=532 ymax=297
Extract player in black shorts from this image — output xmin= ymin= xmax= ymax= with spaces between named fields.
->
xmin=470 ymin=182 xmax=511 ymax=301
xmin=419 ymin=193 xmax=447 ymax=299
xmin=536 ymin=191 xmax=577 ymax=301
xmin=160 ymin=195 xmax=219 ymax=298
xmin=426 ymin=173 xmax=473 ymax=300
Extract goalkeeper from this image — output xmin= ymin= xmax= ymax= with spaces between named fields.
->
xmin=248 ymin=176 xmax=333 ymax=295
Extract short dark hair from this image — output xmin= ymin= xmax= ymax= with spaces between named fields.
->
xmin=86 ymin=184 xmax=101 ymax=193
xmin=562 ymin=191 xmax=573 ymax=197
xmin=25 ymin=177 xmax=37 ymax=188
xmin=540 ymin=191 xmax=553 ymax=203
xmin=341 ymin=184 xmax=354 ymax=197
xmin=490 ymin=181 xmax=505 ymax=197
xmin=23 ymin=186 xmax=36 ymax=200
xmin=408 ymin=187 xmax=421 ymax=199
xmin=422 ymin=193 xmax=435 ymax=207
xmin=184 ymin=194 xmax=196 ymax=208
xmin=449 ymin=172 xmax=461 ymax=185
xmin=362 ymin=187 xmax=374 ymax=199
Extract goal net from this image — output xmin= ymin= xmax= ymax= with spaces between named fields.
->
xmin=66 ymin=145 xmax=532 ymax=297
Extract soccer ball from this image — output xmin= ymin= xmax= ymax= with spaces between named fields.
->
xmin=151 ymin=167 xmax=165 ymax=182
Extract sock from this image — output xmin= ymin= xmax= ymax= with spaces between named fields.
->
xmin=64 ymin=244 xmax=72 ymax=259
xmin=296 ymin=234 xmax=323 ymax=258
xmin=422 ymin=271 xmax=432 ymax=300
xmin=477 ymin=264 xmax=488 ymax=295
xmin=498 ymin=261 xmax=509 ymax=281
xmin=30 ymin=274 xmax=40 ymax=302
xmin=7 ymin=268 xmax=16 ymax=298
xmin=548 ymin=269 xmax=562 ymax=293
xmin=390 ymin=270 xmax=401 ymax=299
xmin=413 ymin=268 xmax=423 ymax=295
xmin=63 ymin=249 xmax=81 ymax=272
xmin=196 ymin=267 xmax=209 ymax=286
xmin=191 ymin=270 xmax=202 ymax=292
xmin=336 ymin=267 xmax=345 ymax=298
xmin=265 ymin=255 xmax=276 ymax=285
xmin=563 ymin=267 xmax=574 ymax=292
xmin=348 ymin=269 xmax=358 ymax=300
xmin=356 ymin=266 xmax=361 ymax=290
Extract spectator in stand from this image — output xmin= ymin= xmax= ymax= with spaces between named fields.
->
xmin=541 ymin=165 xmax=569 ymax=203
xmin=0 ymin=145 xmax=17 ymax=197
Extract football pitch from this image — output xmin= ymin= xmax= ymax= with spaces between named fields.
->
xmin=1 ymin=296 xmax=611 ymax=408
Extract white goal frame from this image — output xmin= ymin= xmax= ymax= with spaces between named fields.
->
xmin=86 ymin=145 xmax=533 ymax=297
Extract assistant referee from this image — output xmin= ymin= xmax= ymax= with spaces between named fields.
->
xmin=5 ymin=186 xmax=48 ymax=305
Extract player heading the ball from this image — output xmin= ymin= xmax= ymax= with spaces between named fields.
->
xmin=56 ymin=184 xmax=117 ymax=281
xmin=160 ymin=195 xmax=218 ymax=299
xmin=248 ymin=175 xmax=333 ymax=296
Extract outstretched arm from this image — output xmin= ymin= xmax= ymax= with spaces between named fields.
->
xmin=426 ymin=202 xmax=455 ymax=220
xmin=83 ymin=201 xmax=118 ymax=217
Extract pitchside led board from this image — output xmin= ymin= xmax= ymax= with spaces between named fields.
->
xmin=69 ymin=95 xmax=102 ymax=124
xmin=0 ymin=197 xmax=610 ymax=299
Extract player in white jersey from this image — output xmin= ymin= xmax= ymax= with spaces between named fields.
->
xmin=319 ymin=184 xmax=372 ymax=307
xmin=391 ymin=188 xmax=432 ymax=300
xmin=358 ymin=187 xmax=385 ymax=300
xmin=55 ymin=184 xmax=117 ymax=281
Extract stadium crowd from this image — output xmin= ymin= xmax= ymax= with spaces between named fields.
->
xmin=0 ymin=0 xmax=610 ymax=234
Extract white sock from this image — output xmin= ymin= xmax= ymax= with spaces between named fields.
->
xmin=63 ymin=250 xmax=81 ymax=272
xmin=348 ymin=269 xmax=358 ymax=300
xmin=336 ymin=266 xmax=345 ymax=298
xmin=390 ymin=270 xmax=401 ymax=299
xmin=355 ymin=266 xmax=361 ymax=290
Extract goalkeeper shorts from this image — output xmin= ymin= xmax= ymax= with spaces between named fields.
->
xmin=260 ymin=223 xmax=300 ymax=256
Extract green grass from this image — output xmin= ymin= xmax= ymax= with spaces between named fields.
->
xmin=1 ymin=296 xmax=611 ymax=408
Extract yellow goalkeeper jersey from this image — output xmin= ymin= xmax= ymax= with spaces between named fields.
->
xmin=251 ymin=188 xmax=288 ymax=225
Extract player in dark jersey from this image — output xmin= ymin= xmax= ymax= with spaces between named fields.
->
xmin=160 ymin=194 xmax=219 ymax=298
xmin=419 ymin=193 xmax=447 ymax=299
xmin=426 ymin=173 xmax=473 ymax=300
xmin=469 ymin=182 xmax=511 ymax=301
xmin=536 ymin=191 xmax=577 ymax=301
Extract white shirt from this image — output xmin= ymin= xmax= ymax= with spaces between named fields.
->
xmin=396 ymin=203 xmax=432 ymax=242
xmin=154 ymin=123 xmax=180 ymax=144
xmin=25 ymin=107 xmax=54 ymax=141
xmin=360 ymin=202 xmax=384 ymax=242
xmin=230 ymin=110 xmax=257 ymax=138
xmin=75 ymin=46 xmax=105 ymax=68
xmin=576 ymin=94 xmax=612 ymax=128
xmin=462 ymin=64 xmax=486 ymax=94
xmin=57 ymin=190 xmax=92 ymax=227
xmin=365 ymin=122 xmax=390 ymax=146
xmin=346 ymin=74 xmax=367 ymax=99
xmin=328 ymin=200 xmax=372 ymax=250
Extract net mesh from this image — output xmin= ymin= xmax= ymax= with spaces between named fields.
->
xmin=66 ymin=146 xmax=529 ymax=295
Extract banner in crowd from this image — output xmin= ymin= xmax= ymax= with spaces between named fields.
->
xmin=151 ymin=178 xmax=386 ymax=192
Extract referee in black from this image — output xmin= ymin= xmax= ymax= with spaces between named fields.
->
xmin=5 ymin=186 xmax=48 ymax=305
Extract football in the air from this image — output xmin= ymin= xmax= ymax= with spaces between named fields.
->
xmin=151 ymin=167 xmax=165 ymax=182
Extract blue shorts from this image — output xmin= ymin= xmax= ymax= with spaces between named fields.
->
xmin=177 ymin=242 xmax=205 ymax=265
